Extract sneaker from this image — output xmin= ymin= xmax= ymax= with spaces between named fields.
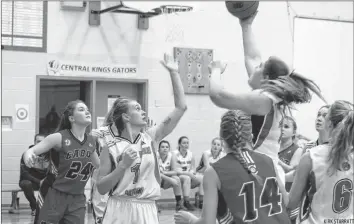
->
xmin=31 ymin=210 xmax=36 ymax=216
xmin=183 ymin=201 xmax=196 ymax=211
xmin=175 ymin=201 xmax=187 ymax=212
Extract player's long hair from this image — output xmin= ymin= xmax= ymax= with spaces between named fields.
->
xmin=104 ymin=97 xmax=132 ymax=136
xmin=55 ymin=100 xmax=85 ymax=132
xmin=326 ymin=100 xmax=354 ymax=175
xmin=261 ymin=56 xmax=326 ymax=111
xmin=220 ymin=110 xmax=262 ymax=184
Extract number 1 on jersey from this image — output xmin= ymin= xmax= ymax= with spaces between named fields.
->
xmin=131 ymin=163 xmax=141 ymax=184
xmin=239 ymin=177 xmax=283 ymax=222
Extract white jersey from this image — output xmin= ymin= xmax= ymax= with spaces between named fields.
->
xmin=159 ymin=152 xmax=172 ymax=172
xmin=252 ymin=90 xmax=283 ymax=161
xmin=174 ymin=150 xmax=193 ymax=172
xmin=299 ymin=144 xmax=354 ymax=224
xmin=196 ymin=150 xmax=225 ymax=173
xmin=97 ymin=125 xmax=161 ymax=200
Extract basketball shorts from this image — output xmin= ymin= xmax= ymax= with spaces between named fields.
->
xmin=102 ymin=196 xmax=159 ymax=224
xmin=91 ymin=183 xmax=109 ymax=224
xmin=35 ymin=187 xmax=86 ymax=224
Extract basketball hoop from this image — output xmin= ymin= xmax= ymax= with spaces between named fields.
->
xmin=160 ymin=5 xmax=193 ymax=15
xmin=162 ymin=5 xmax=192 ymax=43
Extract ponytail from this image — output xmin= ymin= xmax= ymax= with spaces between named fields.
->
xmin=261 ymin=56 xmax=326 ymax=111
xmin=220 ymin=110 xmax=263 ymax=185
xmin=328 ymin=109 xmax=354 ymax=175
xmin=55 ymin=100 xmax=83 ymax=132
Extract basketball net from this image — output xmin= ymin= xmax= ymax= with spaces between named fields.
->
xmin=162 ymin=6 xmax=191 ymax=44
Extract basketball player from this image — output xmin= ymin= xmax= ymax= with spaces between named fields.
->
xmin=288 ymin=100 xmax=354 ymax=223
xmin=174 ymin=110 xmax=290 ymax=224
xmin=278 ymin=116 xmax=302 ymax=175
xmin=277 ymin=116 xmax=302 ymax=223
xmin=195 ymin=137 xmax=224 ymax=209
xmin=208 ymin=12 xmax=326 ymax=184
xmin=158 ymin=140 xmax=187 ymax=211
xmin=23 ymin=100 xmax=100 ymax=224
xmin=302 ymin=105 xmax=331 ymax=153
xmin=90 ymin=117 xmax=157 ymax=222
xmin=96 ymin=53 xmax=187 ymax=224
xmin=171 ymin=136 xmax=202 ymax=211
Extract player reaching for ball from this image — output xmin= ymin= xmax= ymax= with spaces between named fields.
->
xmin=207 ymin=10 xmax=326 ymax=186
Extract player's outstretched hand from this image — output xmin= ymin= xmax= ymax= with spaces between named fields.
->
xmin=208 ymin=61 xmax=227 ymax=74
xmin=161 ymin=53 xmax=179 ymax=73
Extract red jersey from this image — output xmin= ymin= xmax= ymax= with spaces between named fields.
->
xmin=46 ymin=129 xmax=96 ymax=195
xmin=212 ymin=151 xmax=291 ymax=224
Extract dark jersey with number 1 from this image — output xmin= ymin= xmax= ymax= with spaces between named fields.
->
xmin=212 ymin=151 xmax=291 ymax=224
xmin=46 ymin=129 xmax=95 ymax=195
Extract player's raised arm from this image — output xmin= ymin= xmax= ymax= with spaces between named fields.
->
xmin=239 ymin=12 xmax=262 ymax=81
xmin=147 ymin=53 xmax=187 ymax=142
xmin=208 ymin=62 xmax=273 ymax=116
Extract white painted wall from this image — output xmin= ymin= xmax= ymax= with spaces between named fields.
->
xmin=2 ymin=1 xmax=352 ymax=204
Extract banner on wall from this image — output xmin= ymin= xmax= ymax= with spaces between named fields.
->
xmin=47 ymin=59 xmax=137 ymax=76
xmin=15 ymin=104 xmax=30 ymax=122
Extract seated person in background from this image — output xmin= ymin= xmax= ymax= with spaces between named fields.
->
xmin=19 ymin=134 xmax=49 ymax=216
xmin=195 ymin=137 xmax=224 ymax=209
xmin=158 ymin=140 xmax=187 ymax=211
xmin=171 ymin=136 xmax=201 ymax=211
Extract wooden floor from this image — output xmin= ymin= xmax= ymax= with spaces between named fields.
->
xmin=1 ymin=208 xmax=201 ymax=224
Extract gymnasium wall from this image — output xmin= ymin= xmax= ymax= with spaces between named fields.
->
xmin=1 ymin=1 xmax=352 ymax=203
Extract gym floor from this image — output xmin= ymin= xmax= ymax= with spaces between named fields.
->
xmin=1 ymin=208 xmax=202 ymax=224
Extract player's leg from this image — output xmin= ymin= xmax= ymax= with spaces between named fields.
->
xmin=91 ymin=183 xmax=108 ymax=224
xmin=179 ymin=175 xmax=195 ymax=211
xmin=60 ymin=194 xmax=86 ymax=224
xmin=194 ymin=173 xmax=204 ymax=209
xmin=162 ymin=175 xmax=186 ymax=211
xmin=36 ymin=187 xmax=67 ymax=224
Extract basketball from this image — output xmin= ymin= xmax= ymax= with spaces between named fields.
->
xmin=225 ymin=1 xmax=259 ymax=20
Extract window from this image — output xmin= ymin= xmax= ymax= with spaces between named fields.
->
xmin=1 ymin=1 xmax=47 ymax=52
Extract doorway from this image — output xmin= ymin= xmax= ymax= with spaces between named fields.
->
xmin=36 ymin=76 xmax=148 ymax=134
xmin=38 ymin=79 xmax=92 ymax=135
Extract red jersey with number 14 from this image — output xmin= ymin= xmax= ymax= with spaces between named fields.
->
xmin=47 ymin=129 xmax=96 ymax=195
xmin=211 ymin=151 xmax=290 ymax=224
